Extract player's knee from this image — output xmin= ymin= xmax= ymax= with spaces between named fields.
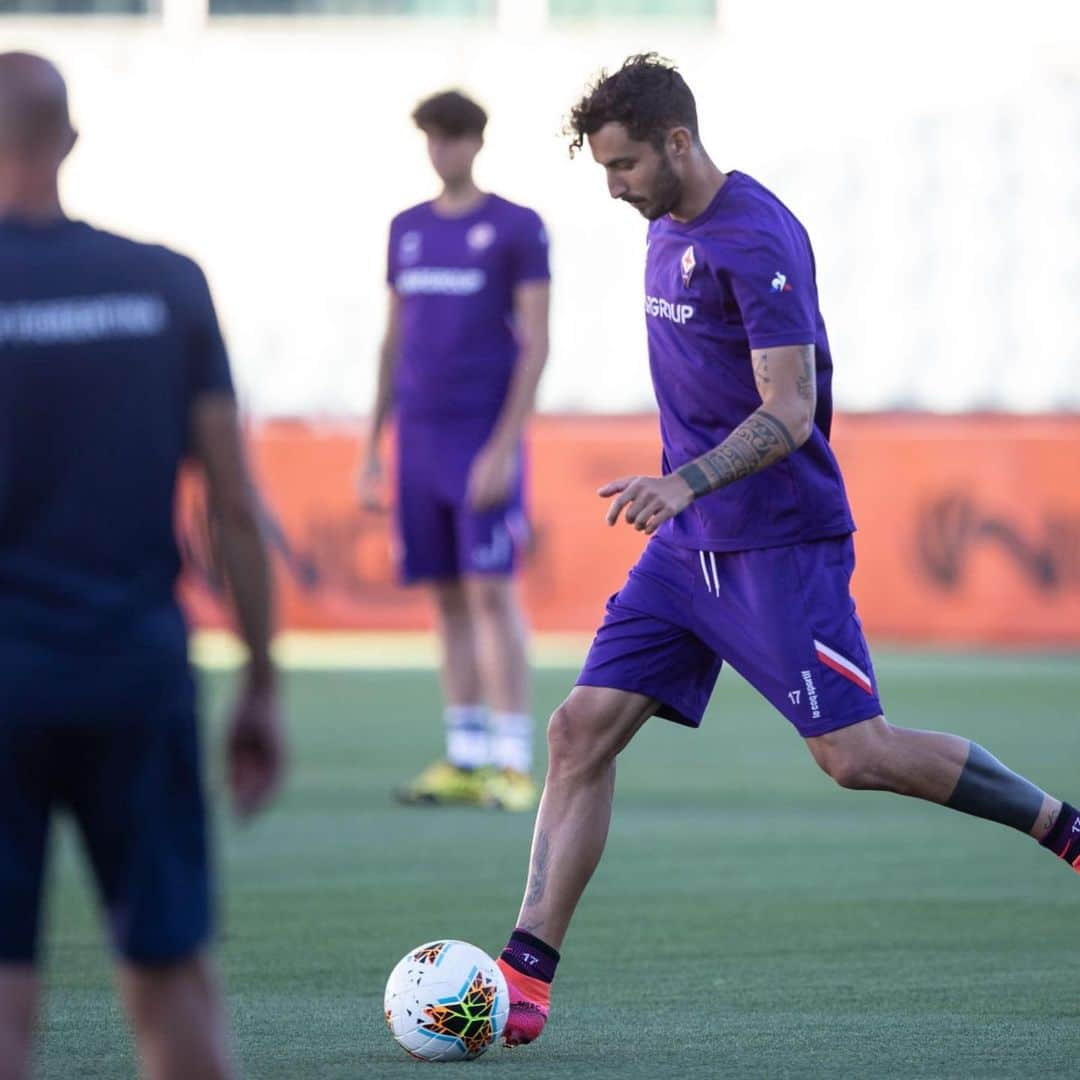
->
xmin=545 ymin=703 xmax=612 ymax=781
xmin=431 ymin=581 xmax=469 ymax=619
xmin=814 ymin=743 xmax=885 ymax=790
xmin=464 ymin=577 xmax=514 ymax=618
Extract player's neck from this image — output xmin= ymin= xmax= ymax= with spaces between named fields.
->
xmin=669 ymin=159 xmax=727 ymax=225
xmin=0 ymin=170 xmax=65 ymax=225
xmin=433 ymin=180 xmax=485 ymax=218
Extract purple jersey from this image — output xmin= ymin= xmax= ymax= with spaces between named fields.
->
xmin=645 ymin=170 xmax=854 ymax=551
xmin=387 ymin=194 xmax=550 ymax=425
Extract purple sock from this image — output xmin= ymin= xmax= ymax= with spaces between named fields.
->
xmin=500 ymin=928 xmax=560 ymax=984
xmin=1039 ymin=801 xmax=1080 ymax=864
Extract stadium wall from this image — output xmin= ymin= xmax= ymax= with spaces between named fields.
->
xmin=179 ymin=414 xmax=1080 ymax=646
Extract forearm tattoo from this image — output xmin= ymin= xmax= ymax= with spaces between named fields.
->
xmin=677 ymin=409 xmax=798 ymax=498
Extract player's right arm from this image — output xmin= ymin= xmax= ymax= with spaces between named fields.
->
xmin=358 ymin=287 xmax=402 ymax=512
xmin=676 ymin=343 xmax=816 ymax=497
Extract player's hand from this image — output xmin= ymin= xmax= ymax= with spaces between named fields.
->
xmin=467 ymin=441 xmax=516 ymax=511
xmin=357 ymin=451 xmax=386 ymax=513
xmin=599 ymin=473 xmax=695 ymax=534
xmin=226 ymin=673 xmax=286 ymax=820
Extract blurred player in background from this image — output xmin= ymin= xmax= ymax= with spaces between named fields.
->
xmin=494 ymin=54 xmax=1080 ymax=1046
xmin=359 ymin=90 xmax=551 ymax=812
xmin=0 ymin=52 xmax=285 ymax=1080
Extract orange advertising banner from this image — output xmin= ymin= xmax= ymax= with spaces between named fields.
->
xmin=178 ymin=415 xmax=1080 ymax=646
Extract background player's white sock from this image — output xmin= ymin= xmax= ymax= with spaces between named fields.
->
xmin=489 ymin=712 xmax=533 ymax=774
xmin=445 ymin=705 xmax=491 ymax=770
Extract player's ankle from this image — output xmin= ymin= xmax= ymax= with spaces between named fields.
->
xmin=1038 ymin=801 xmax=1080 ymax=866
xmin=499 ymin=928 xmax=560 ymax=993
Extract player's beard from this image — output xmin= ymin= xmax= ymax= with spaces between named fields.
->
xmin=638 ymin=153 xmax=683 ymax=221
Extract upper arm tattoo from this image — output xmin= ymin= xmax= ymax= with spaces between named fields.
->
xmin=795 ymin=344 xmax=816 ymax=402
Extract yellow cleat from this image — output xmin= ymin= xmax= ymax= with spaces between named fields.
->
xmin=480 ymin=768 xmax=539 ymax=812
xmin=394 ymin=761 xmax=488 ymax=807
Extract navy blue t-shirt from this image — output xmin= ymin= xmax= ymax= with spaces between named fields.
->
xmin=0 ymin=217 xmax=232 ymax=709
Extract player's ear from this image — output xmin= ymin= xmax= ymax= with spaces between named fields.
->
xmin=669 ymin=128 xmax=693 ymax=157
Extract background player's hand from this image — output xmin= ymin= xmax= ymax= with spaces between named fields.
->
xmin=357 ymin=450 xmax=387 ymax=513
xmin=600 ymin=473 xmax=695 ymax=534
xmin=227 ymin=673 xmax=287 ymax=820
xmin=467 ymin=441 xmax=516 ymax=511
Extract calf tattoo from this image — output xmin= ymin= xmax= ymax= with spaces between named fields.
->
xmin=677 ymin=409 xmax=798 ymax=498
xmin=946 ymin=741 xmax=1045 ymax=832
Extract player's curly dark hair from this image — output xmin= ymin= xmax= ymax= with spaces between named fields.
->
xmin=412 ymin=90 xmax=487 ymax=138
xmin=566 ymin=53 xmax=698 ymax=158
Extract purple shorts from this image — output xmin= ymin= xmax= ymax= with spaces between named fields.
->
xmin=395 ymin=420 xmax=529 ymax=584
xmin=576 ymin=533 xmax=883 ymax=738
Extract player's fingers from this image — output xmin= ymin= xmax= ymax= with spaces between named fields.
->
xmin=598 ymin=477 xmax=633 ymax=498
xmin=641 ymin=505 xmax=672 ymax=534
xmin=605 ymin=487 xmax=637 ymax=526
xmin=632 ymin=499 xmax=660 ymax=530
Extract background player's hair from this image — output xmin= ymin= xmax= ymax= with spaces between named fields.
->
xmin=566 ymin=53 xmax=698 ymax=158
xmin=412 ymin=89 xmax=487 ymax=138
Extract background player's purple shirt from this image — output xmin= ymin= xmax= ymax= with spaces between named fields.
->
xmin=645 ymin=170 xmax=855 ymax=551
xmin=387 ymin=193 xmax=549 ymax=428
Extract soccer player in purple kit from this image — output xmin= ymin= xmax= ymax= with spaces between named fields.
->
xmin=358 ymin=91 xmax=551 ymax=811
xmin=494 ymin=54 xmax=1080 ymax=1046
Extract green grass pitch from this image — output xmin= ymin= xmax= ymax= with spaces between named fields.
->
xmin=37 ymin=653 xmax=1080 ymax=1078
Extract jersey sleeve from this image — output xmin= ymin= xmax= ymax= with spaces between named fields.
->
xmin=182 ymin=258 xmax=234 ymax=399
xmin=727 ymin=215 xmax=818 ymax=350
xmin=508 ymin=209 xmax=551 ymax=287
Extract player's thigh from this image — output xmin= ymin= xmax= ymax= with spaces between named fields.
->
xmin=394 ymin=472 xmax=459 ymax=585
xmin=64 ymin=680 xmax=212 ymax=967
xmin=455 ymin=501 xmax=528 ymax=580
xmin=577 ymin=537 xmax=722 ymax=731
xmin=701 ymin=536 xmax=883 ymax=739
xmin=0 ymin=723 xmax=54 ymax=967
xmin=547 ymin=686 xmax=658 ymax=777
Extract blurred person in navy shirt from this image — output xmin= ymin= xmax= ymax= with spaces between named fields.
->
xmin=0 ymin=51 xmax=284 ymax=1080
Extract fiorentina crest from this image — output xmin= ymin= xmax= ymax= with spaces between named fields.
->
xmin=680 ymin=244 xmax=696 ymax=287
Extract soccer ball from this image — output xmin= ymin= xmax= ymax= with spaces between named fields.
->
xmin=384 ymin=940 xmax=509 ymax=1062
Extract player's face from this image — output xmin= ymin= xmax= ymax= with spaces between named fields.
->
xmin=588 ymin=122 xmax=682 ymax=221
xmin=425 ymin=130 xmax=482 ymax=187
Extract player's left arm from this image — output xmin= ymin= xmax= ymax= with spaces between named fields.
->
xmin=603 ymin=344 xmax=816 ymax=532
xmin=467 ymin=278 xmax=551 ymax=510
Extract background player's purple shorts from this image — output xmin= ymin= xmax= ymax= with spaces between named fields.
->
xmin=395 ymin=417 xmax=529 ymax=584
xmin=577 ymin=533 xmax=883 ymax=738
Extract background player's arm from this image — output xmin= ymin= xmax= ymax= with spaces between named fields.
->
xmin=602 ymin=344 xmax=816 ymax=533
xmin=467 ymin=279 xmax=550 ymax=510
xmin=191 ymin=392 xmax=285 ymax=817
xmin=358 ymin=288 xmax=402 ymax=511
xmin=676 ymin=343 xmax=816 ymax=497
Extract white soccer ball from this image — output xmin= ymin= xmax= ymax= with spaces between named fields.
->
xmin=384 ymin=940 xmax=509 ymax=1062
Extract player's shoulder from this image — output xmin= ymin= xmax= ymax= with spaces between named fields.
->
xmin=686 ymin=172 xmax=810 ymax=267
xmin=715 ymin=172 xmax=806 ymax=241
xmin=486 ymin=193 xmax=546 ymax=230
xmin=76 ymin=223 xmax=210 ymax=290
xmin=389 ymin=201 xmax=434 ymax=232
